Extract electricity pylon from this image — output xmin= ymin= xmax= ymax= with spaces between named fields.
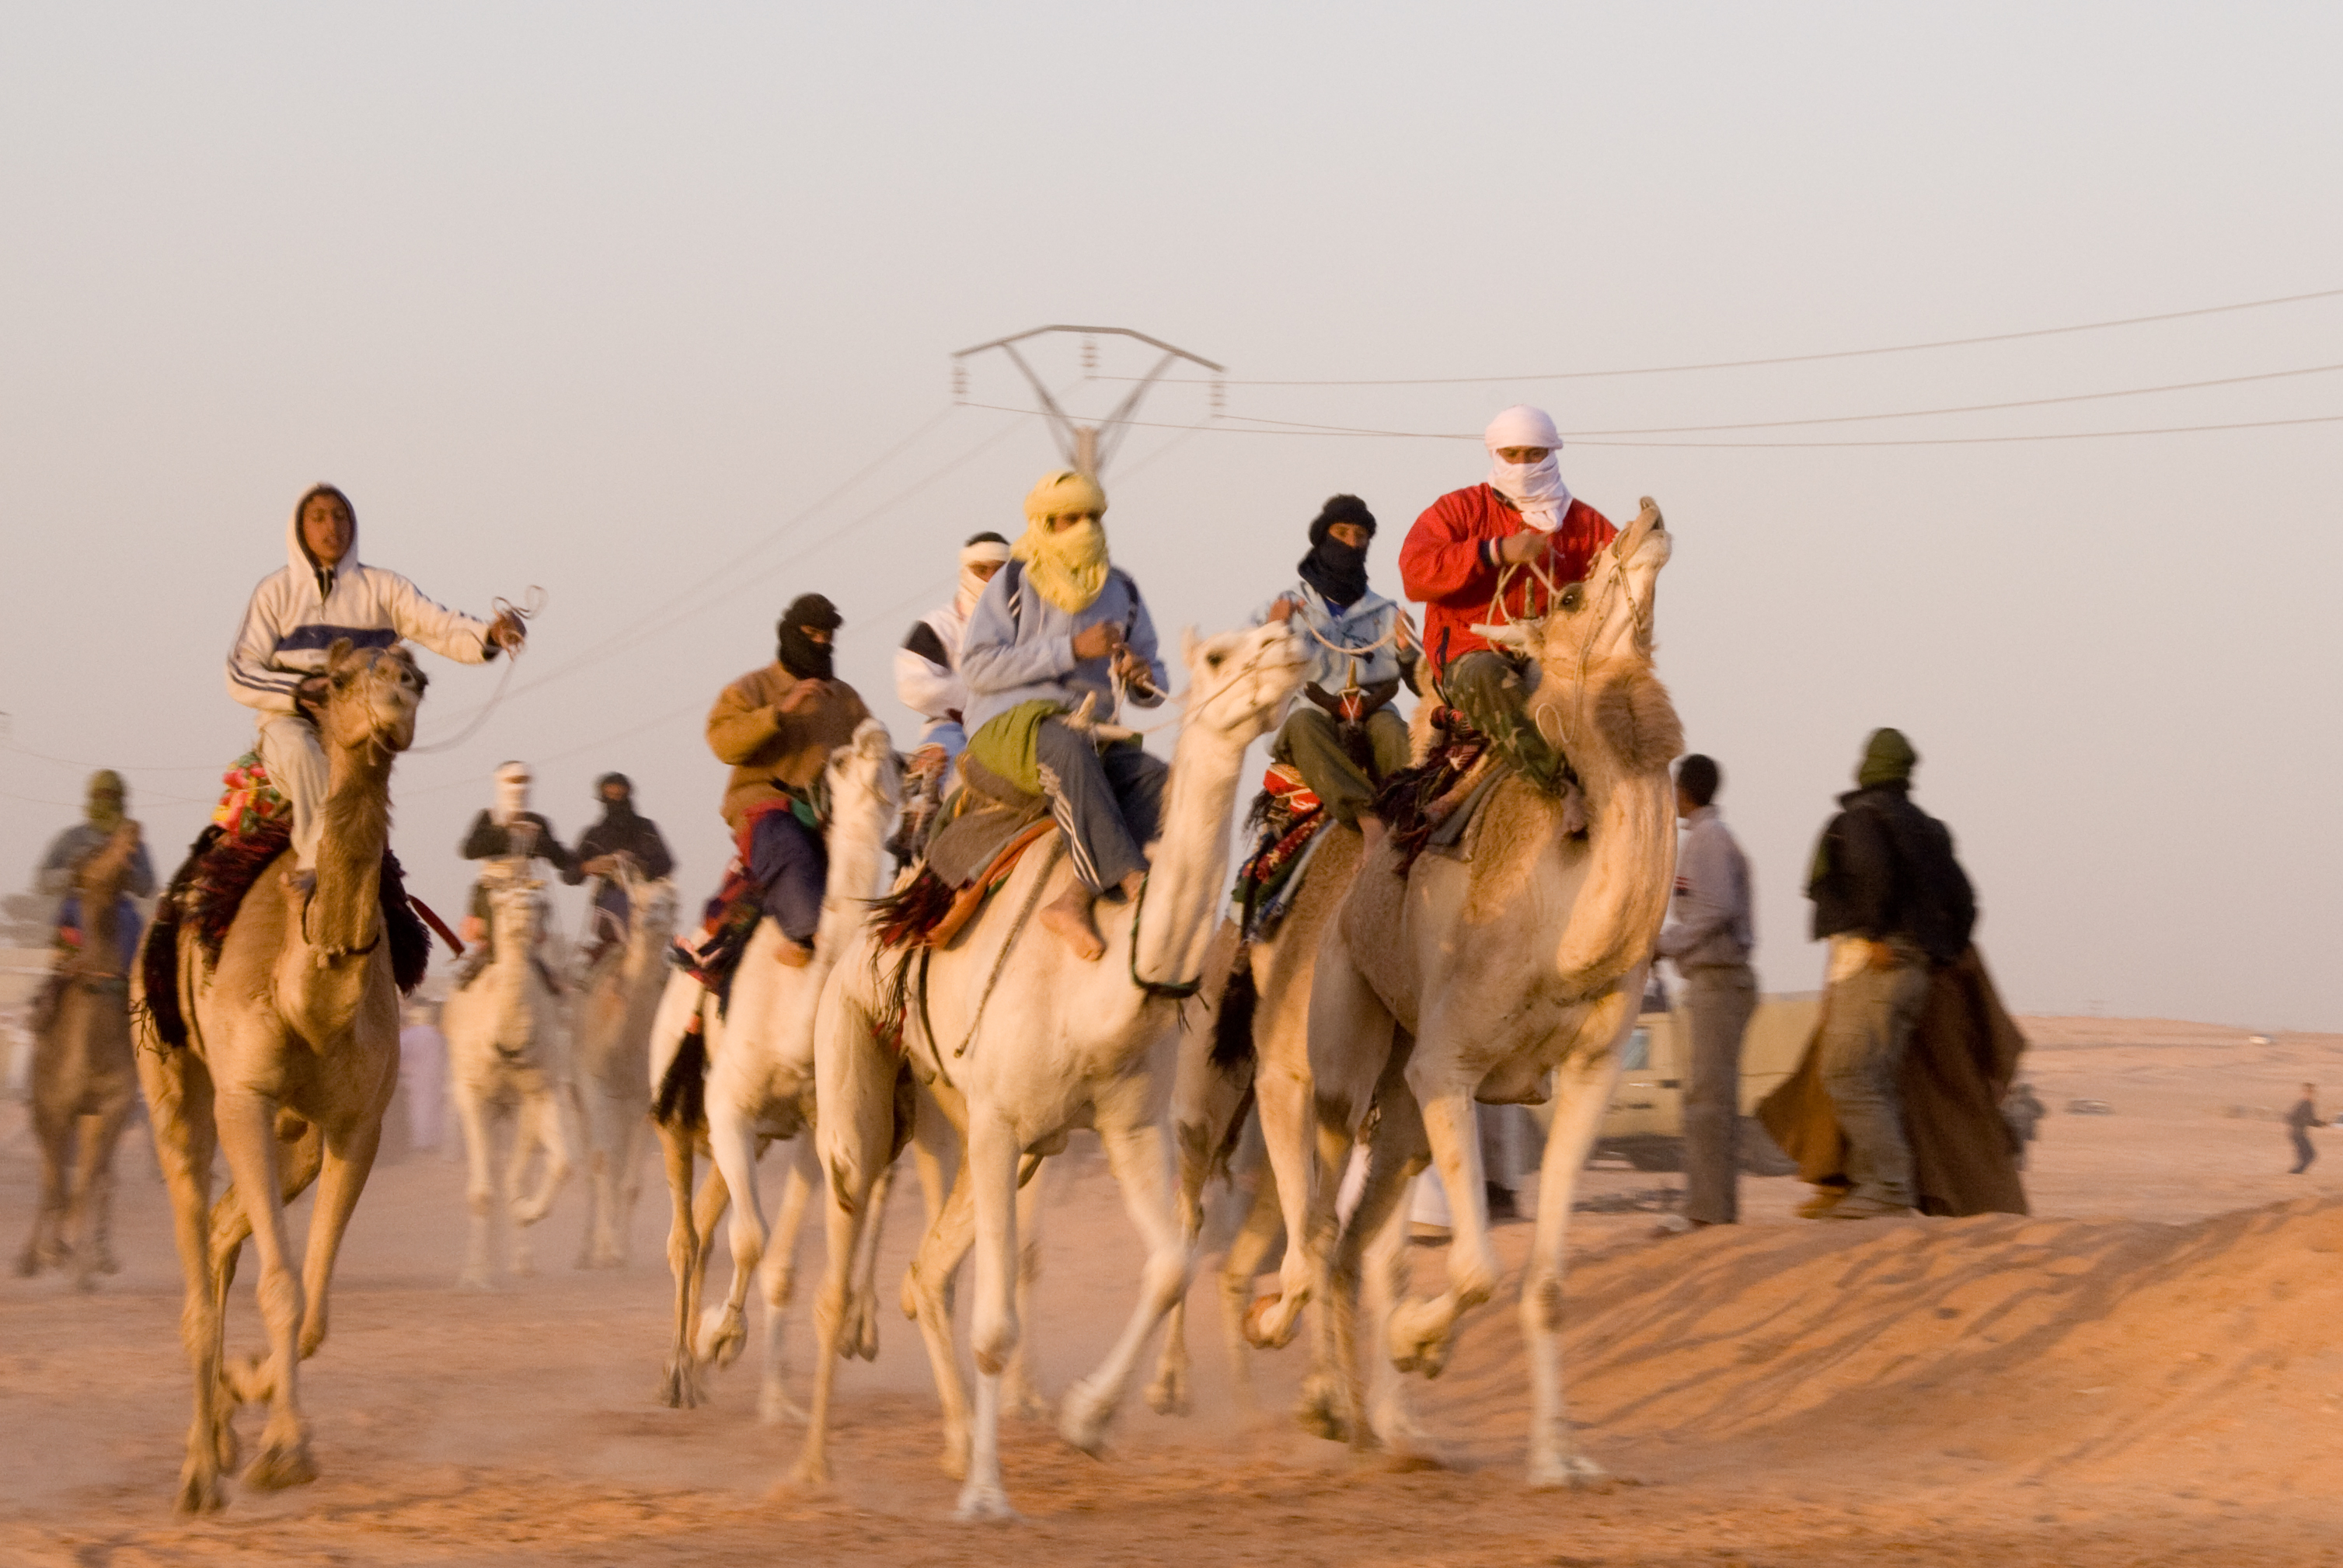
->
xmin=951 ymin=325 xmax=1223 ymax=480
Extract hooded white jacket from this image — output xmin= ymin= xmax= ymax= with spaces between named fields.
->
xmin=226 ymin=495 xmax=500 ymax=717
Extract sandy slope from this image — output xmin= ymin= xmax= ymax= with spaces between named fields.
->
xmin=5 ymin=1016 xmax=2343 ymax=1566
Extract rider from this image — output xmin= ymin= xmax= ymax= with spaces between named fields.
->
xmin=706 ymin=594 xmax=872 ymax=966
xmin=895 ymin=531 xmax=1013 ymax=851
xmin=959 ymin=469 xmax=1168 ymax=961
xmin=1251 ymin=495 xmax=1415 ymax=847
xmin=573 ymin=772 xmax=676 ymax=962
xmin=1396 ymin=406 xmax=1617 ymax=792
xmin=227 ymin=484 xmax=525 ymax=882
xmin=455 ymin=761 xmax=582 ymax=981
xmin=33 ymin=769 xmax=155 ymax=967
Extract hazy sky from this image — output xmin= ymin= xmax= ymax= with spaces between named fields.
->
xmin=3 ymin=5 xmax=2338 ymax=1026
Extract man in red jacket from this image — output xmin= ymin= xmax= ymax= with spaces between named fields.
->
xmin=1397 ymin=405 xmax=1618 ymax=791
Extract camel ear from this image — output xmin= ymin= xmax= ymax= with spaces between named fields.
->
xmin=326 ymin=637 xmax=356 ymax=673
xmin=1181 ymin=626 xmax=1199 ymax=667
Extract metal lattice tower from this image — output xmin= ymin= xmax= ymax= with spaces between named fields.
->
xmin=950 ymin=325 xmax=1223 ymax=479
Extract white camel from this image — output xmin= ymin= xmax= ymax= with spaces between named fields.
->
xmin=647 ymin=717 xmax=914 ymax=1422
xmin=571 ymin=860 xmax=678 ymax=1269
xmin=798 ymin=620 xmax=1307 ymax=1519
xmin=442 ymin=863 xmax=574 ymax=1288
xmin=1253 ymin=502 xmax=1682 ymax=1485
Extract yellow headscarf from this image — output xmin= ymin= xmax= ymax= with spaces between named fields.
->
xmin=1013 ymin=470 xmax=1111 ymax=614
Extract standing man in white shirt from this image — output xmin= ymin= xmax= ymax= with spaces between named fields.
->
xmin=1656 ymin=754 xmax=1757 ymax=1227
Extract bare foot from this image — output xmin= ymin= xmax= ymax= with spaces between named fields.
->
xmin=1039 ymin=885 xmax=1106 ymax=961
xmin=775 ymin=939 xmax=814 ymax=968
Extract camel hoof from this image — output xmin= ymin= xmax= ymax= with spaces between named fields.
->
xmin=1293 ymin=1378 xmax=1350 ymax=1444
xmin=173 ymin=1465 xmax=225 ymax=1515
xmin=1529 ymin=1454 xmax=1613 ymax=1492
xmin=1145 ymin=1366 xmax=1191 ymax=1417
xmin=1057 ymin=1378 xmax=1113 ymax=1457
xmin=657 ymin=1362 xmax=706 ymax=1410
xmin=954 ymin=1480 xmax=1020 ymax=1522
xmin=758 ymin=1386 xmax=808 ymax=1427
xmin=244 ymin=1438 xmax=318 ymax=1492
xmin=1243 ymin=1291 xmax=1298 ymax=1350
xmin=699 ymin=1312 xmax=747 ymax=1368
xmin=1387 ymin=1301 xmax=1453 ymax=1378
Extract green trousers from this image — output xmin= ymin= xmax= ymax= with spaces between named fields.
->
xmin=1274 ymin=706 xmax=1412 ymax=823
xmin=1441 ymin=650 xmax=1570 ymax=793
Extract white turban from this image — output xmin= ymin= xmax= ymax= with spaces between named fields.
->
xmin=957 ymin=534 xmax=1013 ymax=614
xmin=1484 ymin=405 xmax=1571 ymax=534
xmin=492 ymin=760 xmax=531 ymax=827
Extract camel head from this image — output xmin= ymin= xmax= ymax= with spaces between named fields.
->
xmin=1525 ymin=499 xmax=1682 ymax=779
xmin=1176 ymin=621 xmax=1309 ymax=749
xmin=823 ymin=717 xmax=905 ymax=851
xmin=78 ymin=820 xmax=143 ymax=901
xmin=474 ymin=862 xmax=546 ymax=946
xmin=319 ymin=639 xmax=427 ymax=759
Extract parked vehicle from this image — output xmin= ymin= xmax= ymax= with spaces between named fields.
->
xmin=1594 ymin=995 xmax=1821 ymax=1175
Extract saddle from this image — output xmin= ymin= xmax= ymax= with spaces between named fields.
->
xmin=141 ymin=813 xmax=432 ymax=1052
xmin=873 ymin=762 xmax=1057 ymax=954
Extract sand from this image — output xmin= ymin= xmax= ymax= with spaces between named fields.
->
xmin=5 ymin=1014 xmax=2343 ymax=1566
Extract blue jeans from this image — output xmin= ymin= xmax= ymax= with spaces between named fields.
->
xmin=1033 ymin=721 xmax=1168 ymax=893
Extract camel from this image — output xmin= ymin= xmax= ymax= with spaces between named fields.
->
xmin=646 ymin=717 xmax=916 ymax=1421
xmin=1250 ymin=501 xmax=1681 ymax=1486
xmin=797 ymin=619 xmax=1307 ymax=1520
xmin=133 ymin=639 xmax=424 ymax=1514
xmin=570 ymin=860 xmax=678 ymax=1269
xmin=18 ymin=819 xmax=145 ymax=1289
xmin=442 ymin=863 xmax=574 ymax=1288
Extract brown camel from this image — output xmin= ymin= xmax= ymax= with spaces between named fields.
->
xmin=134 ymin=639 xmax=424 ymax=1514
xmin=17 ymin=819 xmax=145 ymax=1290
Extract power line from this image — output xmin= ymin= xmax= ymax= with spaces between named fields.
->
xmin=965 ymin=399 xmax=2343 ymax=447
xmin=1101 ymin=285 xmax=2343 ymax=388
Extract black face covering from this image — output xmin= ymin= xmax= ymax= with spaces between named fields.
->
xmin=776 ymin=593 xmax=842 ymax=681
xmin=1297 ymin=537 xmax=1369 ymax=610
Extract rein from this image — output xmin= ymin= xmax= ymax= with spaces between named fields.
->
xmin=407 ymin=586 xmax=547 ymax=755
xmin=1126 ymin=873 xmax=1202 ymax=1000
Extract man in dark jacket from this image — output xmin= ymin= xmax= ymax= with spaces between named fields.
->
xmin=456 ymin=760 xmax=583 ymax=981
xmin=1804 ymin=728 xmax=1972 ymax=1220
xmin=574 ymin=772 xmax=676 ymax=960
xmin=2287 ymin=1084 xmax=2324 ymax=1173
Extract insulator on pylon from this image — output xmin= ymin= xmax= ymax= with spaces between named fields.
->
xmin=951 ymin=362 xmax=967 ymax=402
xmin=1082 ymin=336 xmax=1097 ymax=374
xmin=1209 ymin=379 xmax=1226 ymax=413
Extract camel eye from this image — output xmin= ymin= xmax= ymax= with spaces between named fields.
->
xmin=1207 ymin=652 xmax=1225 ymax=669
xmin=1559 ymin=584 xmax=1585 ymax=613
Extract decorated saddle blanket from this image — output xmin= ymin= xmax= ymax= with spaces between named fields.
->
xmin=1230 ymin=763 xmax=1335 ymax=942
xmin=1374 ymin=708 xmax=1497 ymax=873
xmin=140 ymin=752 xmax=431 ymax=1051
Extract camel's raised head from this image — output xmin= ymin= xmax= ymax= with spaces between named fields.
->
xmin=78 ymin=819 xmax=144 ymax=897
xmin=1528 ymin=498 xmax=1682 ymax=776
xmin=1177 ymin=621 xmax=1309 ymax=745
xmin=824 ymin=717 xmax=905 ymax=831
xmin=1531 ymin=497 xmax=1671 ymax=674
xmin=475 ymin=862 xmax=546 ymax=937
xmin=321 ymin=639 xmax=427 ymax=755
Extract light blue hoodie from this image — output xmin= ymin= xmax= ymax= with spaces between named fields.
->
xmin=960 ymin=561 xmax=1170 ymax=734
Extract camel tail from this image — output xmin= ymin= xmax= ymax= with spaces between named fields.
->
xmin=1209 ymin=958 xmax=1259 ymax=1076
xmin=653 ymin=1027 xmax=707 ymax=1132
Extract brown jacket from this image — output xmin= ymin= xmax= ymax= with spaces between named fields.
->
xmin=706 ymin=663 xmax=871 ymax=832
xmin=1756 ymin=946 xmax=2030 ymax=1218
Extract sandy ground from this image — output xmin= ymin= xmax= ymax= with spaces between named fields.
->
xmin=6 ymin=1016 xmax=2343 ymax=1566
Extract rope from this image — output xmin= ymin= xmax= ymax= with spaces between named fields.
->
xmin=947 ymin=837 xmax=1064 ymax=1061
xmin=406 ymin=587 xmax=546 ymax=755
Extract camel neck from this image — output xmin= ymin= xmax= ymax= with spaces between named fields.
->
xmin=1534 ymin=674 xmax=1679 ymax=996
xmin=309 ymin=743 xmax=391 ymax=957
xmin=1131 ymin=727 xmax=1248 ymax=992
xmin=815 ymin=772 xmax=893 ymax=956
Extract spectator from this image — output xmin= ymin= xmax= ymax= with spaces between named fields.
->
xmin=2287 ymin=1083 xmax=2324 ymax=1174
xmin=1656 ymin=754 xmax=1756 ymax=1228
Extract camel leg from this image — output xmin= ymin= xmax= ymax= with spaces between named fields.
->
xmin=575 ymin=1092 xmax=610 ymax=1270
xmin=17 ymin=1092 xmax=69 ymax=1276
xmin=655 ymin=1120 xmax=725 ymax=1408
xmin=292 ymin=1103 xmax=386 ymax=1364
xmin=610 ymin=1097 xmax=649 ymax=1268
xmin=900 ymin=1120 xmax=978 ymax=1479
xmin=453 ymin=1085 xmax=497 ymax=1289
xmin=211 ymin=1085 xmax=316 ymax=1492
xmin=138 ymin=1041 xmax=229 ymax=1513
xmin=1058 ymin=1094 xmax=1194 ymax=1459
xmin=756 ymin=1136 xmax=821 ymax=1425
xmin=1002 ymin=1155 xmax=1054 ymax=1419
xmin=1246 ymin=1061 xmax=1319 ymax=1350
xmin=794 ymin=991 xmax=905 ymax=1490
xmin=845 ymin=1153 xmax=899 ymax=1364
xmin=1385 ymin=1073 xmax=1498 ymax=1379
xmin=701 ymin=1087 xmax=769 ymax=1371
xmin=1358 ymin=1171 xmax=1438 ymax=1458
xmin=956 ymin=1110 xmax=1023 ymax=1521
xmin=76 ymin=1101 xmax=134 ymax=1283
xmin=1218 ymin=1159 xmax=1286 ymax=1412
xmin=1524 ymin=1009 xmax=1633 ymax=1490
xmin=510 ymin=1084 xmax=572 ymax=1273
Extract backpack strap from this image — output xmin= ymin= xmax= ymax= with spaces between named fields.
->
xmin=999 ymin=559 xmax=1025 ymax=630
